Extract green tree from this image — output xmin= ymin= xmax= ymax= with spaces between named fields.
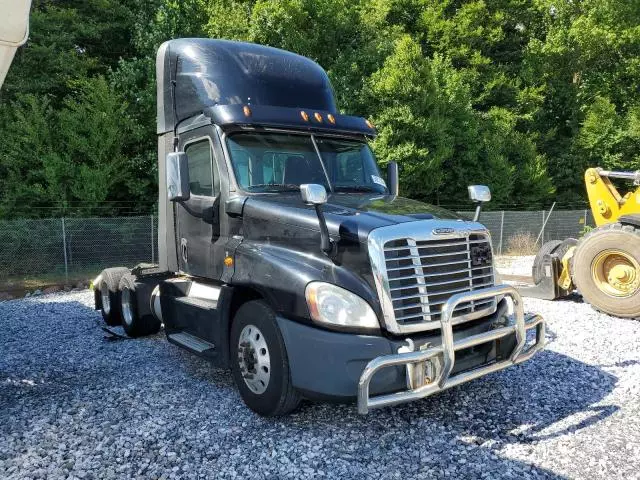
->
xmin=524 ymin=0 xmax=640 ymax=201
xmin=368 ymin=35 xmax=552 ymax=206
xmin=1 ymin=0 xmax=638 ymax=218
xmin=0 ymin=77 xmax=142 ymax=217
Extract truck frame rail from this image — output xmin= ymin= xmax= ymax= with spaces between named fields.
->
xmin=357 ymin=285 xmax=545 ymax=414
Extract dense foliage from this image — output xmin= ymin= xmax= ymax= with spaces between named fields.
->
xmin=1 ymin=0 xmax=638 ymax=217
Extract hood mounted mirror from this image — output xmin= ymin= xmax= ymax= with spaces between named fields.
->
xmin=468 ymin=185 xmax=491 ymax=221
xmin=300 ymin=184 xmax=335 ymax=258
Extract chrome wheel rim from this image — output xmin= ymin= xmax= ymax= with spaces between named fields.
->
xmin=121 ymin=288 xmax=133 ymax=326
xmin=100 ymin=283 xmax=111 ymax=316
xmin=237 ymin=324 xmax=271 ymax=394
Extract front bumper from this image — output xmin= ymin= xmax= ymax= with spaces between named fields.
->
xmin=357 ymin=285 xmax=545 ymax=414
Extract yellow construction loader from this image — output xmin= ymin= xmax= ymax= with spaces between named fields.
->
xmin=517 ymin=168 xmax=640 ymax=319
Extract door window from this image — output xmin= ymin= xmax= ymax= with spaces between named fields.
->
xmin=185 ymin=140 xmax=214 ymax=197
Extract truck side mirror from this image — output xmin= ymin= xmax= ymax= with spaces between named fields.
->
xmin=300 ymin=184 xmax=334 ymax=257
xmin=468 ymin=185 xmax=491 ymax=203
xmin=300 ymin=184 xmax=327 ymax=205
xmin=387 ymin=162 xmax=399 ymax=197
xmin=167 ymin=152 xmax=190 ymax=202
xmin=468 ymin=185 xmax=491 ymax=221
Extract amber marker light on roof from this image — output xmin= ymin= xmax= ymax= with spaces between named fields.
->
xmin=314 ymin=112 xmax=323 ymax=122
xmin=327 ymin=114 xmax=336 ymax=124
xmin=365 ymin=119 xmax=374 ymax=129
xmin=300 ymin=110 xmax=310 ymax=121
xmin=243 ymin=105 xmax=251 ymax=117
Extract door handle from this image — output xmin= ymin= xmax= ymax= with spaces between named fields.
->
xmin=181 ymin=238 xmax=188 ymax=264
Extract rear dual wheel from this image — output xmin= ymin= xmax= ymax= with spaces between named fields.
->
xmin=572 ymin=224 xmax=640 ymax=318
xmin=97 ymin=268 xmax=161 ymax=335
xmin=97 ymin=267 xmax=129 ymax=326
xmin=118 ymin=273 xmax=161 ymax=337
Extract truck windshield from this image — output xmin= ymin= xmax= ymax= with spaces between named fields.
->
xmin=226 ymin=133 xmax=388 ymax=194
xmin=314 ymin=137 xmax=388 ymax=194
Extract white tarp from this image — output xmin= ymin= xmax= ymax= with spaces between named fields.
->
xmin=0 ymin=0 xmax=32 ymax=88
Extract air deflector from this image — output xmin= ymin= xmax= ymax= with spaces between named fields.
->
xmin=156 ymin=38 xmax=337 ymax=134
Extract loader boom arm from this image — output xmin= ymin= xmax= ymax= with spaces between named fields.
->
xmin=585 ymin=167 xmax=640 ymax=226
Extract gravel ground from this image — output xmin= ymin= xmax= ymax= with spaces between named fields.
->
xmin=496 ymin=256 xmax=536 ymax=278
xmin=1 ymin=286 xmax=639 ymax=479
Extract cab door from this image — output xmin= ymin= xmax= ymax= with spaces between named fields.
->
xmin=176 ymin=131 xmax=221 ymax=278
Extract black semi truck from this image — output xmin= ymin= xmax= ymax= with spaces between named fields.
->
xmin=92 ymin=38 xmax=545 ymax=416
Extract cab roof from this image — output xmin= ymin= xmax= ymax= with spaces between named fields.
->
xmin=156 ymin=38 xmax=338 ymax=135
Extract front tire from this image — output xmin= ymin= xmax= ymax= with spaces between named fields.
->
xmin=572 ymin=224 xmax=640 ymax=318
xmin=230 ymin=300 xmax=301 ymax=416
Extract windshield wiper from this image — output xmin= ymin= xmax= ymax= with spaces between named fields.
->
xmin=246 ymin=183 xmax=302 ymax=192
xmin=334 ymin=185 xmax=380 ymax=192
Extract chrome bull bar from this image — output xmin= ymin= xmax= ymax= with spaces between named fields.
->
xmin=357 ymin=285 xmax=545 ymax=414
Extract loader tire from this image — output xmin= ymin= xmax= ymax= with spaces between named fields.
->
xmin=572 ymin=224 xmax=640 ymax=319
xmin=557 ymin=237 xmax=578 ymax=257
xmin=97 ymin=267 xmax=129 ymax=326
xmin=532 ymin=240 xmax=562 ymax=284
xmin=119 ymin=273 xmax=161 ymax=337
xmin=532 ymin=238 xmax=578 ymax=284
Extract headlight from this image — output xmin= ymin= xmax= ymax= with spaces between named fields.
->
xmin=305 ymin=282 xmax=379 ymax=330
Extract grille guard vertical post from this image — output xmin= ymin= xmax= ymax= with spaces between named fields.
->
xmin=357 ymin=285 xmax=544 ymax=414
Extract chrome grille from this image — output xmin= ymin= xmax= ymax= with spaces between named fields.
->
xmin=368 ymin=222 xmax=496 ymax=334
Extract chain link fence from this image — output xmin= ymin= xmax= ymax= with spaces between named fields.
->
xmin=0 ymin=209 xmax=594 ymax=289
xmin=459 ymin=208 xmax=594 ymax=255
xmin=1 ymin=215 xmax=157 ymax=289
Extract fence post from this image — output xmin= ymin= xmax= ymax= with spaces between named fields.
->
xmin=150 ymin=214 xmax=155 ymax=263
xmin=61 ymin=217 xmax=69 ymax=283
xmin=499 ymin=211 xmax=505 ymax=255
xmin=584 ymin=209 xmax=588 ymax=227
xmin=536 ymin=202 xmax=557 ymax=245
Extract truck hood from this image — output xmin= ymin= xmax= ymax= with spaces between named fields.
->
xmin=241 ymin=193 xmax=467 ymax=244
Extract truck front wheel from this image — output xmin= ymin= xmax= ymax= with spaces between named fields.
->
xmin=230 ymin=300 xmax=301 ymax=416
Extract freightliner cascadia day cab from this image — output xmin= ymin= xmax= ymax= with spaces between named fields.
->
xmin=92 ymin=38 xmax=546 ymax=416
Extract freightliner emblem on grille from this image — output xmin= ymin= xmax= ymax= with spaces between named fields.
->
xmin=432 ymin=227 xmax=455 ymax=235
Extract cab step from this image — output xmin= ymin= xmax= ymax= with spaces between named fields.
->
xmin=174 ymin=296 xmax=218 ymax=310
xmin=159 ymin=279 xmax=230 ymax=366
xmin=168 ymin=332 xmax=216 ymax=354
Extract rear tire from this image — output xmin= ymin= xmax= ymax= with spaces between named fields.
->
xmin=572 ymin=224 xmax=640 ymax=318
xmin=97 ymin=267 xmax=129 ymax=326
xmin=532 ymin=240 xmax=562 ymax=284
xmin=119 ymin=273 xmax=161 ymax=337
xmin=230 ymin=300 xmax=301 ymax=416
xmin=532 ymin=238 xmax=578 ymax=284
xmin=556 ymin=237 xmax=578 ymax=261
